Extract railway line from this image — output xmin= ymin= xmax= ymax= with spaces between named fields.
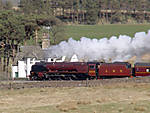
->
xmin=0 ymin=76 xmax=150 ymax=90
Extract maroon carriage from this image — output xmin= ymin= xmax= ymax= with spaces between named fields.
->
xmin=98 ymin=62 xmax=132 ymax=78
xmin=134 ymin=63 xmax=150 ymax=76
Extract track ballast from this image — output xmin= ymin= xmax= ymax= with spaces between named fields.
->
xmin=0 ymin=76 xmax=150 ymax=90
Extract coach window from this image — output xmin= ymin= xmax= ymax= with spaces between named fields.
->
xmin=146 ymin=68 xmax=150 ymax=72
xmin=136 ymin=68 xmax=139 ymax=72
xmin=126 ymin=64 xmax=131 ymax=68
xmin=89 ymin=65 xmax=95 ymax=69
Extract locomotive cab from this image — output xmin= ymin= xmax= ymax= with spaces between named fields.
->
xmin=88 ymin=62 xmax=99 ymax=79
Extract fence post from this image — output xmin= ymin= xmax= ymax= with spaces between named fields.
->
xmin=86 ymin=78 xmax=89 ymax=87
xmin=9 ymin=82 xmax=12 ymax=90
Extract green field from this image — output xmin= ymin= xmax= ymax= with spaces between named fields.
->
xmin=27 ymin=24 xmax=150 ymax=45
xmin=64 ymin=24 xmax=150 ymax=40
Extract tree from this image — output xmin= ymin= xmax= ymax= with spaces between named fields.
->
xmin=0 ymin=0 xmax=3 ymax=10
xmin=20 ymin=0 xmax=52 ymax=15
xmin=135 ymin=0 xmax=147 ymax=23
xmin=36 ymin=16 xmax=65 ymax=44
xmin=0 ymin=10 xmax=25 ymax=74
xmin=20 ymin=0 xmax=57 ymax=45
xmin=80 ymin=0 xmax=87 ymax=24
xmin=3 ymin=0 xmax=13 ymax=10
xmin=86 ymin=0 xmax=99 ymax=24
xmin=21 ymin=15 xmax=40 ymax=45
xmin=19 ymin=0 xmax=34 ymax=14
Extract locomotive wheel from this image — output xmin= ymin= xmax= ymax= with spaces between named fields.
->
xmin=48 ymin=77 xmax=52 ymax=80
xmin=33 ymin=76 xmax=38 ymax=80
xmin=67 ymin=76 xmax=72 ymax=80
xmin=69 ymin=76 xmax=73 ymax=80
xmin=57 ymin=77 xmax=62 ymax=81
xmin=29 ymin=77 xmax=33 ymax=81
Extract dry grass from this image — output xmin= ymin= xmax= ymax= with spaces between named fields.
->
xmin=96 ymin=97 xmax=110 ymax=104
xmin=77 ymin=100 xmax=91 ymax=105
xmin=134 ymin=106 xmax=147 ymax=112
xmin=56 ymin=101 xmax=78 ymax=112
xmin=0 ymin=82 xmax=150 ymax=113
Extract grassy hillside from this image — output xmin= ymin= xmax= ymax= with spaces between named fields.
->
xmin=27 ymin=24 xmax=150 ymax=45
xmin=64 ymin=24 xmax=150 ymax=40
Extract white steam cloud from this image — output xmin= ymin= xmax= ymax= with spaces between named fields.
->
xmin=46 ymin=30 xmax=150 ymax=62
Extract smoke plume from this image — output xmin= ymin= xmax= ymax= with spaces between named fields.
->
xmin=46 ymin=30 xmax=150 ymax=62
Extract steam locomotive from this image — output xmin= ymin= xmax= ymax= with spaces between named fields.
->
xmin=29 ymin=62 xmax=150 ymax=80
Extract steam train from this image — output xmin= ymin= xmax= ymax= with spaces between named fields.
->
xmin=29 ymin=62 xmax=150 ymax=80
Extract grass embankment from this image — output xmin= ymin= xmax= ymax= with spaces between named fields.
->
xmin=64 ymin=24 xmax=150 ymax=40
xmin=27 ymin=24 xmax=150 ymax=45
xmin=0 ymin=83 xmax=150 ymax=113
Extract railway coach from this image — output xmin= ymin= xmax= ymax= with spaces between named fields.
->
xmin=133 ymin=63 xmax=150 ymax=77
xmin=98 ymin=62 xmax=132 ymax=78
